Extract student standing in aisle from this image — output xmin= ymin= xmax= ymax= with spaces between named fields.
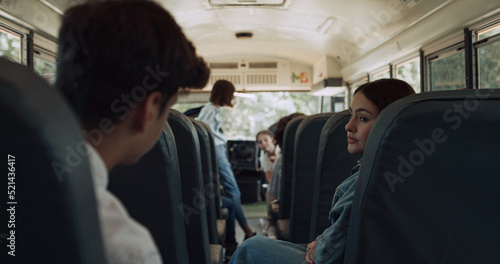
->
xmin=196 ymin=80 xmax=256 ymax=242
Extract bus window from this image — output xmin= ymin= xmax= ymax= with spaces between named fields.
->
xmin=221 ymin=92 xmax=320 ymax=139
xmin=174 ymin=91 xmax=320 ymax=139
xmin=429 ymin=46 xmax=466 ymax=91
xmin=33 ymin=34 xmax=58 ymax=83
xmin=332 ymin=92 xmax=346 ymax=112
xmin=0 ymin=27 xmax=21 ymax=63
xmin=371 ymin=68 xmax=390 ymax=81
xmin=476 ymin=24 xmax=500 ymax=89
xmin=321 ymin=96 xmax=331 ymax=113
xmin=478 ymin=24 xmax=500 ymax=41
xmin=34 ymin=53 xmax=57 ymax=83
xmin=395 ymin=57 xmax=421 ymax=93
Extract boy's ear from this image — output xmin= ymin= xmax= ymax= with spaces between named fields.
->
xmin=135 ymin=91 xmax=162 ymax=133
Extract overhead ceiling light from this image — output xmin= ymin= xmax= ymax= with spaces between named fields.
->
xmin=235 ymin=32 xmax=253 ymax=39
xmin=317 ymin=16 xmax=337 ymax=34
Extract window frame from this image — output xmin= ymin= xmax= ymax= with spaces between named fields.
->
xmin=394 ymin=56 xmax=421 ymax=93
xmin=32 ymin=33 xmax=58 ymax=79
xmin=0 ymin=19 xmax=27 ymax=64
xmin=472 ymin=18 xmax=500 ymax=89
xmin=425 ymin=41 xmax=466 ymax=91
xmin=370 ymin=67 xmax=391 ymax=81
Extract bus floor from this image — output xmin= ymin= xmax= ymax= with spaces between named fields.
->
xmin=236 ymin=201 xmax=268 ymax=243
xmin=227 ymin=201 xmax=268 ymax=262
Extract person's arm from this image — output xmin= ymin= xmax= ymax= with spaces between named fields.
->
xmin=260 ymin=154 xmax=273 ymax=184
xmin=261 ymin=154 xmax=273 ymax=183
xmin=308 ymin=172 xmax=359 ymax=264
xmin=267 ymin=156 xmax=282 ymax=200
xmin=265 ymin=171 xmax=273 ymax=184
xmin=305 ymin=240 xmax=317 ymax=263
xmin=97 ymin=189 xmax=163 ymax=264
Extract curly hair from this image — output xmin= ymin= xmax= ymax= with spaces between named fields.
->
xmin=56 ymin=0 xmax=210 ymax=129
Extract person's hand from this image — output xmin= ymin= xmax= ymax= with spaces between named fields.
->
xmin=305 ymin=241 xmax=317 ymax=264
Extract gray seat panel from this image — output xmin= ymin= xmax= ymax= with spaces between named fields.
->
xmin=0 ymin=58 xmax=106 ymax=263
xmin=108 ymin=123 xmax=189 ymax=264
xmin=346 ymin=89 xmax=500 ymax=263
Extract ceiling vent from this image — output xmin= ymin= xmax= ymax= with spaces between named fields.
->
xmin=210 ymin=74 xmax=242 ymax=85
xmin=249 ymin=62 xmax=277 ymax=69
xmin=235 ymin=32 xmax=253 ymax=39
xmin=246 ymin=74 xmax=277 ymax=85
xmin=206 ymin=59 xmax=294 ymax=90
xmin=209 ymin=62 xmax=239 ymax=69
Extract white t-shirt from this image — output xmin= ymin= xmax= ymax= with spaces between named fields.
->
xmin=86 ymin=142 xmax=162 ymax=264
xmin=259 ymin=145 xmax=281 ymax=173
xmin=268 ymin=154 xmax=283 ymax=200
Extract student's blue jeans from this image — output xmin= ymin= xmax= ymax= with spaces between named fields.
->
xmin=221 ymin=196 xmax=235 ymax=240
xmin=229 ymin=235 xmax=307 ymax=264
xmin=216 ymin=144 xmax=248 ymax=228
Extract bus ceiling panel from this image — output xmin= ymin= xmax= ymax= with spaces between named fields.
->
xmin=3 ymin=0 xmax=499 ymax=81
xmin=341 ymin=0 xmax=500 ymax=81
xmin=0 ymin=0 xmax=63 ymax=41
xmin=197 ymin=39 xmax=325 ymax=66
xmin=34 ymin=33 xmax=58 ymax=55
xmin=39 ymin=0 xmax=84 ymax=15
xmin=162 ymin=0 xmax=455 ymax=67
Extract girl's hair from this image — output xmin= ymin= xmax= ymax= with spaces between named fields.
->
xmin=354 ymin=79 xmax=415 ymax=112
xmin=274 ymin=112 xmax=305 ymax=147
xmin=256 ymin=130 xmax=274 ymax=141
xmin=210 ymin=80 xmax=236 ymax=107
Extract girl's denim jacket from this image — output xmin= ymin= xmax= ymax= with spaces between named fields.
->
xmin=314 ymin=164 xmax=360 ymax=264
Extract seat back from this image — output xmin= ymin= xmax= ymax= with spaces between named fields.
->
xmin=345 ymin=89 xmax=500 ymax=263
xmin=0 ymin=58 xmax=106 ymax=263
xmin=192 ymin=119 xmax=220 ymax=244
xmin=199 ymin=122 xmax=223 ymax=219
xmin=278 ymin=115 xmax=306 ymax=220
xmin=183 ymin=106 xmax=204 ymax=118
xmin=108 ymin=123 xmax=189 ymax=264
xmin=289 ymin=112 xmax=334 ymax=243
xmin=168 ymin=109 xmax=211 ymax=264
xmin=309 ymin=110 xmax=359 ymax=241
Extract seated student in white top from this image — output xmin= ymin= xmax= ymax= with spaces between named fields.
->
xmin=55 ymin=1 xmax=210 ymax=263
xmin=256 ymin=130 xmax=281 ymax=238
xmin=256 ymin=130 xmax=281 ymax=184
